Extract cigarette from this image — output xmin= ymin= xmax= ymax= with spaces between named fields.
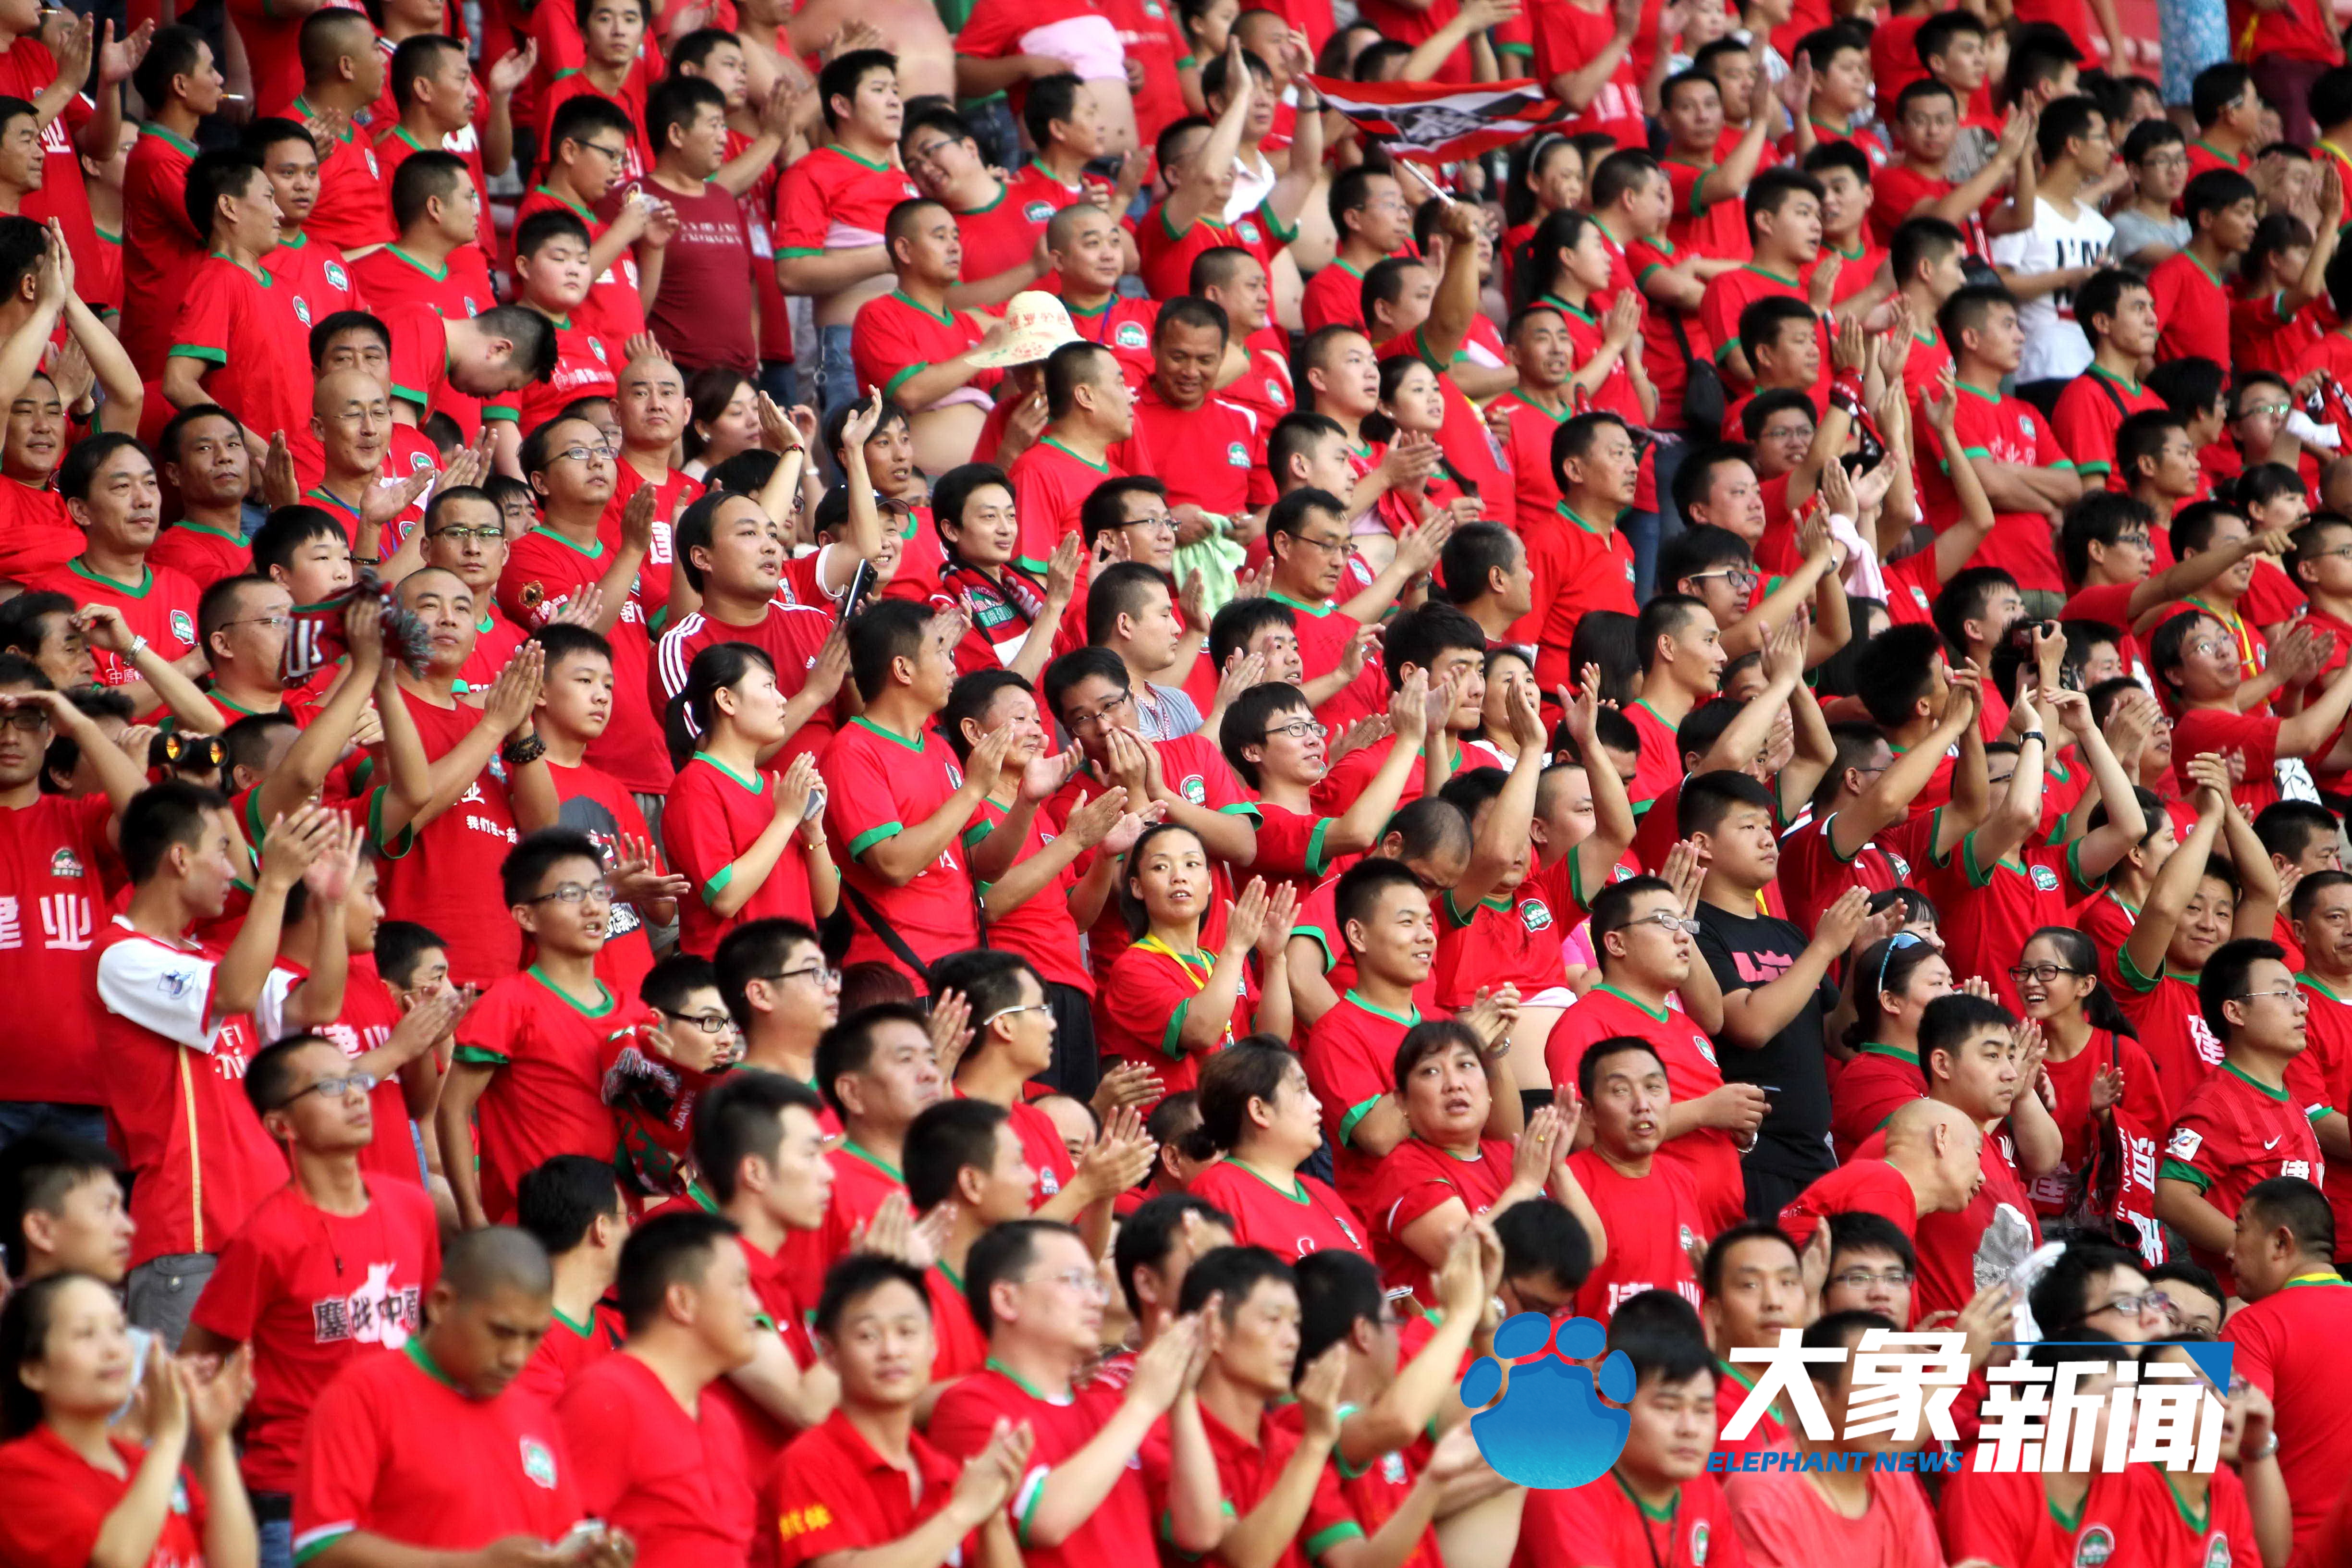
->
xmin=221 ymin=93 xmax=246 ymax=101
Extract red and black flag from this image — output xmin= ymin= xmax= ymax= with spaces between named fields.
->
xmin=1302 ymin=74 xmax=1571 ymax=165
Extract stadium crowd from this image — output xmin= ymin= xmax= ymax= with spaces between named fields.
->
xmin=15 ymin=0 xmax=2352 ymax=1561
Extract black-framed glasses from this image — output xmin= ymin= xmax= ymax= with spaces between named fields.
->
xmin=524 ymin=880 xmax=614 ymax=906
xmin=581 ymin=141 xmax=630 ymax=162
xmin=0 ymin=709 xmax=47 ymax=735
xmin=1262 ymin=718 xmax=1327 ymax=742
xmin=763 ymin=963 xmax=841 ymax=988
xmin=1064 ymin=690 xmax=1134 ymax=731
xmin=429 ymin=524 xmax=505 ymax=543
xmin=2007 ymin=963 xmax=2084 ymax=984
xmin=274 ymin=1070 xmax=378 ymax=1110
xmin=661 ymin=1008 xmax=736 ymax=1036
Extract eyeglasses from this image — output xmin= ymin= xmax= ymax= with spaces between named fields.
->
xmin=274 ymin=1070 xmax=379 ymax=1110
xmin=1626 ymin=911 xmax=1700 ymax=935
xmin=1291 ymin=532 xmax=1357 ymax=557
xmin=765 ymin=963 xmax=841 ymax=988
xmin=2236 ymin=988 xmax=2301 ymax=1004
xmin=2090 ymin=1291 xmax=2167 ymax=1317
xmin=2187 ymin=637 xmax=2237 ymax=660
xmin=218 ymin=614 xmax=291 ymax=633
xmin=429 ymin=525 xmax=505 ymax=543
xmin=1063 ymin=690 xmax=1134 ymax=731
xmin=523 ymin=880 xmax=615 ymax=906
xmin=1830 ymin=1267 xmax=1911 ymax=1289
xmin=1024 ymin=1266 xmax=1111 ymax=1300
xmin=1262 ymin=718 xmax=1328 ymax=742
xmin=581 ymin=141 xmax=629 ymax=162
xmin=2007 ymin=963 xmax=2084 ymax=984
xmin=0 ymin=708 xmax=47 ymax=734
xmin=2311 ymin=545 xmax=2352 ymax=563
xmin=1688 ymin=567 xmax=1761 ymax=594
xmin=2115 ymin=532 xmax=2153 ymax=550
xmin=980 ymin=1002 xmax=1054 ymax=1028
xmin=556 ymin=443 xmax=617 ymax=464
xmin=661 ymin=1009 xmax=736 ymax=1036
xmin=2240 ymin=402 xmax=2292 ymax=420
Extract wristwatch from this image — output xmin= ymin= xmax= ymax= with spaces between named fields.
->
xmin=2019 ymin=731 xmax=2046 ymax=746
xmin=125 ymin=634 xmax=148 ymax=658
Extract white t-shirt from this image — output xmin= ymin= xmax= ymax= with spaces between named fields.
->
xmin=1989 ymin=195 xmax=2114 ymax=384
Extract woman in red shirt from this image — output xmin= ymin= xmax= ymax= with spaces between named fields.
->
xmin=0 ymin=1274 xmax=257 ymax=1568
xmin=1095 ymin=821 xmax=1295 ymax=1099
xmin=1367 ymin=357 xmax=1482 ymax=536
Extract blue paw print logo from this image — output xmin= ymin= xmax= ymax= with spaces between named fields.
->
xmin=1458 ymin=1313 xmax=1634 ymax=1489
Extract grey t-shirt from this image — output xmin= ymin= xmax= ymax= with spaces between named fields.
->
xmin=2110 ymin=208 xmax=2191 ymax=270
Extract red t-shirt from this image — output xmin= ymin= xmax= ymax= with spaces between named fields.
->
xmin=0 ymin=792 xmax=111 ymax=1104
xmin=1564 ymin=1146 xmax=1704 ymax=1321
xmin=821 ymin=718 xmax=982 ymax=980
xmin=1938 ymin=1467 xmax=2135 ymax=1568
xmin=556 ymin=1351 xmax=756 ymax=1568
xmin=515 ymin=186 xmax=647 ymax=345
xmin=483 ymin=313 xmax=620 ymax=435
xmin=187 ymin=1179 xmax=441 ymax=1492
xmin=2150 ymin=250 xmax=2233 ymax=368
xmin=1517 ymin=1470 xmax=1744 ymax=1568
xmin=1854 ymin=1124 xmax=2040 ymax=1322
xmin=1666 ymin=152 xmax=1755 ymax=263
xmin=167 ymin=256 xmax=316 ymax=455
xmin=120 ymin=123 xmax=206 ymax=379
xmin=852 ymin=289 xmax=1004 ymax=409
xmin=1916 ymin=380 xmax=2075 ymax=593
xmin=2223 ymin=1271 xmax=2352 ymax=1553
xmin=1305 ymin=990 xmax=1422 ymax=1215
xmin=282 ymin=95 xmax=394 ymax=253
xmin=1139 ymin=1405 xmax=1364 ymax=1568
xmin=1921 ymin=832 xmax=2075 ymax=1012
xmin=294 ymin=1341 xmax=585 ymax=1557
xmin=0 ymin=1428 xmax=208 ymax=1568
xmin=760 ymin=1408 xmax=979 ymax=1568
xmin=772 ymin=144 xmax=922 ymax=259
xmin=2171 ymin=706 xmax=2281 ymax=818
xmin=927 ymin=1368 xmax=1158 ymax=1568
xmin=452 ymin=968 xmax=634 ymax=1221
xmin=663 ymin=753 xmax=816 ymax=957
xmin=1829 ymin=1044 xmax=1924 ymax=1163
xmin=498 ymin=527 xmax=670 ymax=794
xmin=370 ymin=685 xmax=526 ymax=985
xmin=1367 ymin=1134 xmax=1514 ymax=1305
xmin=514 ymin=1301 xmax=625 ymax=1405
xmin=1005 ymin=435 xmax=1126 ymax=576
xmin=652 ymin=603 xmax=838 ymax=768
xmin=1130 ymin=389 xmax=1274 ymax=519
xmin=2162 ymin=1061 xmax=2327 ymax=1294
xmin=1547 ymin=983 xmax=1746 ymax=1234
xmin=1530 ymin=503 xmax=1639 ymax=691
xmin=1778 ymin=1156 xmax=1917 ymax=1248
xmin=257 ymin=953 xmax=428 ymax=1188
xmin=1136 ymin=198 xmax=1292 ymax=303
xmin=1186 ymin=1158 xmax=1372 ymax=1263
xmin=93 ymin=918 xmax=286 ymax=1264
xmin=1096 ymin=937 xmax=1261 ymax=1100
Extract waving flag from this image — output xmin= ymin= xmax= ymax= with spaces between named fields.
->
xmin=1303 ymin=74 xmax=1571 ymax=165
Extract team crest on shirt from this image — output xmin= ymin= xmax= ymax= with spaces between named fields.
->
xmin=2075 ymin=1526 xmax=2116 ymax=1567
xmin=363 ymin=147 xmax=381 ymax=178
xmin=519 ymin=1437 xmax=558 ymax=1489
xmin=1024 ymin=200 xmax=1056 ymax=222
xmin=1265 ymin=378 xmax=1284 ymax=402
xmin=48 ymin=847 xmax=83 ymax=879
xmin=1623 ymin=561 xmax=1635 ymax=584
xmin=1909 ymin=586 xmax=1930 ymax=610
xmin=1380 ymin=1453 xmax=1407 ymax=1483
xmin=170 ymin=610 xmax=196 ymax=646
xmin=2205 ymin=1541 xmax=2232 ymax=1568
xmin=2167 ymin=1127 xmax=2203 ymax=1161
xmin=294 ymin=294 xmax=315 ymax=325
xmin=1678 ymin=1224 xmax=1697 ymax=1255
xmin=1237 ymin=220 xmax=1262 ymax=245
xmin=410 ymin=452 xmax=436 ymax=472
xmin=1690 ymin=1522 xmax=1709 ymax=1564
xmin=947 ymin=764 xmax=965 ymax=788
xmin=1116 ymin=323 xmax=1149 ymax=349
xmin=902 ymin=180 xmax=921 ymax=198
xmin=589 ymin=337 xmax=609 ymax=364
xmin=1038 ymin=1165 xmax=1060 ymax=1195
xmin=2029 ymin=864 xmax=2060 ymax=892
xmin=1144 ymin=0 xmax=1166 ymax=14
xmin=1227 ymin=441 xmax=1249 ymax=466
xmin=325 ymin=260 xmax=350 ymax=291
xmin=1180 ymin=773 xmax=1206 ymax=804
xmin=463 ymin=295 xmax=480 ymax=315
xmin=1519 ymin=898 xmax=1553 ymax=933
xmin=1888 ymin=852 xmax=1911 ymax=878
xmin=1687 ymin=1029 xmax=1718 ymax=1067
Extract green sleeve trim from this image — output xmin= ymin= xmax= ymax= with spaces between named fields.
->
xmin=1959 ymin=445 xmax=1992 ymax=459
xmin=169 ymin=344 xmax=227 ymax=365
xmin=2065 ymin=836 xmax=2097 ymax=896
xmin=961 ymin=819 xmax=995 ymax=850
xmin=700 ymin=865 xmax=734 ymax=906
xmin=777 ymin=246 xmax=824 ymax=257
xmin=292 ymin=1529 xmax=353 ymax=1566
xmin=1162 ymin=1000 xmax=1191 ymax=1060
xmin=1713 ymin=340 xmax=1739 ymax=363
xmin=1338 ymin=1095 xmax=1382 ymax=1146
xmin=1220 ymin=801 xmax=1262 ymax=819
xmin=452 ymin=1045 xmax=509 ymax=1066
xmin=482 ymin=407 xmax=520 ymax=423
xmin=389 ymin=381 xmax=429 ymax=408
xmin=2049 ymin=460 xmax=2077 ymax=472
xmin=1440 ymin=887 xmax=1476 ymax=930
xmin=1294 ymin=923 xmax=1335 ymax=969
xmin=883 ymin=362 xmax=927 ymax=400
xmin=1017 ymin=1468 xmax=1048 ymax=1546
xmin=2118 ymin=942 xmax=2163 ymax=995
xmin=1259 ymin=200 xmax=1299 ymax=246
xmin=1305 ymin=817 xmax=1333 ymax=877
xmin=2078 ymin=460 xmax=2113 ymax=477
xmin=847 ymin=821 xmax=903 ymax=857
xmin=1960 ymin=830 xmax=1994 ymax=889
xmin=1305 ymin=1523 xmax=1366 ymax=1559
xmin=2159 ymin=1158 xmax=2212 ymax=1191
xmin=1496 ymin=40 xmax=1532 ymax=54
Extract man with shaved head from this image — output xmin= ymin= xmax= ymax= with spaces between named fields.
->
xmin=1048 ymin=202 xmax=1158 ymax=387
xmin=1778 ymin=1098 xmax=1986 ymax=1255
xmin=293 ymin=1226 xmax=634 ymax=1568
xmin=375 ymin=565 xmax=561 ymax=987
xmin=306 ymin=368 xmax=438 ymax=579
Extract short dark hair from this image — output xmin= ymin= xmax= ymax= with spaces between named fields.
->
xmin=2191 ymin=61 xmax=2253 ymax=128
xmin=1294 ymin=1247 xmax=1386 ymax=1368
xmin=1854 ymin=624 xmax=1944 ymax=726
xmin=692 ymin=1069 xmax=828 ymax=1205
xmin=905 ymin=1097 xmax=1011 ymax=1212
xmin=2241 ymin=1176 xmax=2337 ymax=1262
xmin=1743 ymin=167 xmax=1824 ymax=241
xmin=1919 ymin=992 xmax=2015 ymax=1078
xmin=2200 ymin=937 xmax=2289 ymax=1037
xmin=1115 ymin=1193 xmax=1239 ymax=1317
xmin=1177 ymin=1244 xmax=1295 ymax=1321
xmin=0 ymin=1136 xmax=121 ymax=1282
xmin=1219 ymin=681 xmax=1311 ymax=789
xmin=1891 ymin=215 xmax=1966 ymax=288
xmin=374 ymin=921 xmax=448 ymax=989
xmin=119 ymin=780 xmax=226 ymax=885
xmin=1086 ymin=561 xmax=1173 ymax=648
xmin=1677 ymin=769 xmax=1776 ymax=839
xmin=1023 ymin=72 xmax=1086 ymax=148
xmin=133 ymin=24 xmax=210 ymax=109
xmin=1333 ymin=858 xmax=1424 ymax=958
xmin=712 ymin=918 xmax=821 ymax=1031
xmin=1195 ymin=1038 xmax=1299 ymax=1153
xmin=390 ymin=33 xmax=464 ymax=113
xmin=1493 ymin=1194 xmax=1593 ymax=1291
xmin=57 ymin=433 xmax=149 ymax=507
xmin=1825 ymin=1211 xmax=1917 ymax=1278
xmin=616 ymin=1210 xmax=739 ymax=1334
xmin=846 ymin=599 xmax=933 ymax=703
xmin=1700 ymin=1220 xmax=1800 ymax=1299
xmin=812 ymin=1253 xmax=931 ymax=1341
xmin=2029 ymin=1237 xmax=2143 ymax=1334
xmin=500 ymin=828 xmax=604 ymax=909
xmin=1079 ymin=476 xmax=1169 ymax=541
xmin=1381 ymin=602 xmax=1487 ymax=689
xmin=646 ymin=73 xmax=727 ymax=154
xmin=1938 ymin=283 xmax=2019 ymax=356
xmin=1577 ymin=1034 xmax=1665 ymax=1100
xmin=514 ymin=1154 xmax=625 ymax=1256
xmin=550 ymin=92 xmax=637 ymax=156
xmin=2072 ymin=269 xmax=2147 ymax=349
xmin=818 ymin=48 xmax=896 ymax=132
xmin=2060 ymin=490 xmax=2159 ymax=584
xmin=2183 ymin=167 xmax=2258 ymax=233
xmin=964 ymin=1217 xmax=1084 ymax=1331
xmin=813 ymin=1001 xmax=933 ymax=1118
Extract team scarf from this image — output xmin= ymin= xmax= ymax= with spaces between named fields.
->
xmin=935 ymin=552 xmax=1050 ymax=658
xmin=281 ymin=567 xmax=432 ymax=689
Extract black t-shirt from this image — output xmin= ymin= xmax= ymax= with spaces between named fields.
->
xmin=1694 ymin=896 xmax=1837 ymax=1181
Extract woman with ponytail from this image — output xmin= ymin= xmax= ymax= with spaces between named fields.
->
xmin=1828 ymin=933 xmax=1958 ymax=1160
xmin=1501 ymin=135 xmax=1585 ymax=301
xmin=2014 ymin=925 xmax=2172 ymax=1224
xmin=660 ymin=642 xmax=840 ymax=956
xmin=1360 ymin=356 xmax=1477 ymax=533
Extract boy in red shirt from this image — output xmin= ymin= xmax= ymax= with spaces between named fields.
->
xmin=278 ymin=12 xmax=393 ymax=254
xmin=2156 ymin=938 xmax=2328 ymax=1296
xmin=183 ymin=1035 xmax=442 ymax=1537
xmin=121 ymin=26 xmax=220 ymax=378
xmin=440 ymin=829 xmax=643 ymax=1228
xmin=1661 ymin=60 xmax=1778 ymax=264
xmin=485 ymin=209 xmax=622 ymax=440
xmin=2150 ymin=169 xmax=2257 ymax=369
xmin=519 ymin=93 xmax=660 ymax=346
xmin=510 ymin=1154 xmax=629 ymax=1404
xmin=162 ymin=149 xmax=312 ymax=455
xmin=555 ymin=1211 xmax=760 ymax=1568
xmin=1531 ymin=412 xmax=1642 ymax=690
xmin=533 ymin=0 xmax=650 ymax=186
xmin=292 ymin=1227 xmax=625 ymax=1568
xmin=929 ymin=1218 xmax=1220 ymax=1568
xmin=1518 ymin=1330 xmax=1741 ymax=1567
xmin=1006 ymin=341 xmax=1147 ymax=577
xmin=1870 ymin=79 xmax=2033 ymax=254
xmin=763 ymin=1253 xmax=1025 ymax=1568
xmin=2049 ymin=270 xmax=2167 ymax=488
xmin=97 ymin=784 xmax=333 ymax=1345
xmin=1923 ymin=285 xmax=2083 ymax=594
